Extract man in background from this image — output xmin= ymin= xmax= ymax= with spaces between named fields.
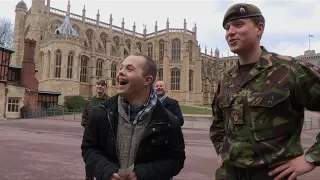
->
xmin=155 ymin=80 xmax=184 ymax=126
xmin=81 ymin=78 xmax=109 ymax=180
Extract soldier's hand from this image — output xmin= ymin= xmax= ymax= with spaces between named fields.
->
xmin=218 ymin=154 xmax=223 ymax=167
xmin=268 ymin=155 xmax=315 ymax=180
xmin=110 ymin=173 xmax=125 ymax=180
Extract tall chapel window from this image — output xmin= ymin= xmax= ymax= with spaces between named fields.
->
xmin=96 ymin=60 xmax=103 ymax=79
xmin=147 ymin=43 xmax=153 ymax=58
xmin=159 ymin=40 xmax=164 ymax=63
xmin=80 ymin=56 xmax=88 ymax=83
xmin=172 ymin=39 xmax=181 ymax=62
xmin=67 ymin=52 xmax=73 ymax=79
xmin=111 ymin=63 xmax=117 ymax=86
xmin=171 ymin=68 xmax=180 ymax=90
xmin=55 ymin=50 xmax=62 ymax=78
xmin=188 ymin=41 xmax=193 ymax=62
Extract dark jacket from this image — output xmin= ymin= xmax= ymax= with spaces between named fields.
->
xmin=81 ymin=93 xmax=109 ymax=127
xmin=81 ymin=95 xmax=186 ymax=180
xmin=162 ymin=97 xmax=184 ymax=126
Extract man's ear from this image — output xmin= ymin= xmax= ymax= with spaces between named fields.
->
xmin=256 ymin=22 xmax=264 ymax=38
xmin=144 ymin=75 xmax=154 ymax=86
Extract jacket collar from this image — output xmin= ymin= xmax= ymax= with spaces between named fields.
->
xmin=93 ymin=93 xmax=109 ymax=100
xmin=101 ymin=95 xmax=171 ymax=124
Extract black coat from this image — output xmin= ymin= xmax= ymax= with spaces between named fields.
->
xmin=81 ymin=95 xmax=186 ymax=180
xmin=162 ymin=97 xmax=184 ymax=126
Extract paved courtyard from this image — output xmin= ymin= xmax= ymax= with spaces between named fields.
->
xmin=0 ymin=111 xmax=320 ymax=180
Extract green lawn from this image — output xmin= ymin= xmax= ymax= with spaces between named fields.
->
xmin=180 ymin=105 xmax=212 ymax=115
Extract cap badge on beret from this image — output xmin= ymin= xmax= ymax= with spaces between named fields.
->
xmin=239 ymin=7 xmax=246 ymax=14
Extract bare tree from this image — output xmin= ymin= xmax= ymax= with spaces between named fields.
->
xmin=0 ymin=17 xmax=13 ymax=48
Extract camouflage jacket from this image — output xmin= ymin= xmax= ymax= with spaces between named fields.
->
xmin=209 ymin=47 xmax=320 ymax=168
xmin=81 ymin=93 xmax=109 ymax=127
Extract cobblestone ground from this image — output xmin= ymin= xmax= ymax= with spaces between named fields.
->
xmin=0 ymin=111 xmax=320 ymax=180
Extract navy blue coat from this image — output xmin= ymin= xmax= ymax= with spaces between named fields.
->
xmin=162 ymin=97 xmax=184 ymax=126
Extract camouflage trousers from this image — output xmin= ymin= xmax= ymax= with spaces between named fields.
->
xmin=215 ymin=164 xmax=292 ymax=180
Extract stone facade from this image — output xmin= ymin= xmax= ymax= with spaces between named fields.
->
xmin=11 ymin=0 xmax=238 ymax=105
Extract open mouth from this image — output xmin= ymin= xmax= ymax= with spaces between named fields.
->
xmin=118 ymin=79 xmax=129 ymax=86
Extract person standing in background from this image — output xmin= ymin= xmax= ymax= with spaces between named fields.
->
xmin=155 ymin=80 xmax=184 ymax=126
xmin=81 ymin=78 xmax=109 ymax=180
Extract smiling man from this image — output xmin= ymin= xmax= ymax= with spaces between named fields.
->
xmin=155 ymin=80 xmax=184 ymax=126
xmin=81 ymin=53 xmax=186 ymax=180
xmin=81 ymin=79 xmax=109 ymax=127
xmin=210 ymin=3 xmax=320 ymax=180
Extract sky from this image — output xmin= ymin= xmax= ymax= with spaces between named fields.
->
xmin=1 ymin=0 xmax=320 ymax=57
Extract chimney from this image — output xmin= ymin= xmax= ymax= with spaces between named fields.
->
xmin=21 ymin=39 xmax=39 ymax=108
xmin=21 ymin=39 xmax=38 ymax=92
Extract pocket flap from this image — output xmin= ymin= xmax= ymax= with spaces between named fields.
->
xmin=248 ymin=88 xmax=290 ymax=108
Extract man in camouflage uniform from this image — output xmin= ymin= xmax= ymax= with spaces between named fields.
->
xmin=210 ymin=3 xmax=320 ymax=180
xmin=81 ymin=78 xmax=109 ymax=180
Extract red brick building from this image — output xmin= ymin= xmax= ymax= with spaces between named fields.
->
xmin=1 ymin=39 xmax=62 ymax=119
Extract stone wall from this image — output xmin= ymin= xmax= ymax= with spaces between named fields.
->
xmin=182 ymin=115 xmax=212 ymax=130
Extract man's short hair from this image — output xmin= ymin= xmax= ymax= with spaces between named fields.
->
xmin=131 ymin=52 xmax=157 ymax=84
xmin=250 ymin=16 xmax=265 ymax=26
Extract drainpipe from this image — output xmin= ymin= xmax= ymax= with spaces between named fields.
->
xmin=4 ymin=83 xmax=8 ymax=119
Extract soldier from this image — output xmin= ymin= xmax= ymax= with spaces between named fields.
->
xmin=210 ymin=3 xmax=320 ymax=180
xmin=81 ymin=78 xmax=109 ymax=127
xmin=81 ymin=78 xmax=109 ymax=180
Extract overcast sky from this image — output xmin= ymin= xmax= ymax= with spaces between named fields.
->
xmin=1 ymin=0 xmax=320 ymax=57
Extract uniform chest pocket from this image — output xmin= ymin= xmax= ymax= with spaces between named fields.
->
xmin=248 ymin=88 xmax=292 ymax=141
xmin=219 ymin=93 xmax=244 ymax=126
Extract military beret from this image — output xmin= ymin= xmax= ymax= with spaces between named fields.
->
xmin=96 ymin=78 xmax=107 ymax=85
xmin=223 ymin=3 xmax=263 ymax=28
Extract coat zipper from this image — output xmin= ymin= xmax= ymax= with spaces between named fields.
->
xmin=127 ymin=124 xmax=135 ymax=167
xmin=106 ymin=112 xmax=121 ymax=164
xmin=99 ymin=102 xmax=120 ymax=164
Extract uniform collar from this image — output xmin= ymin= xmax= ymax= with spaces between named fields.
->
xmin=228 ymin=46 xmax=274 ymax=78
